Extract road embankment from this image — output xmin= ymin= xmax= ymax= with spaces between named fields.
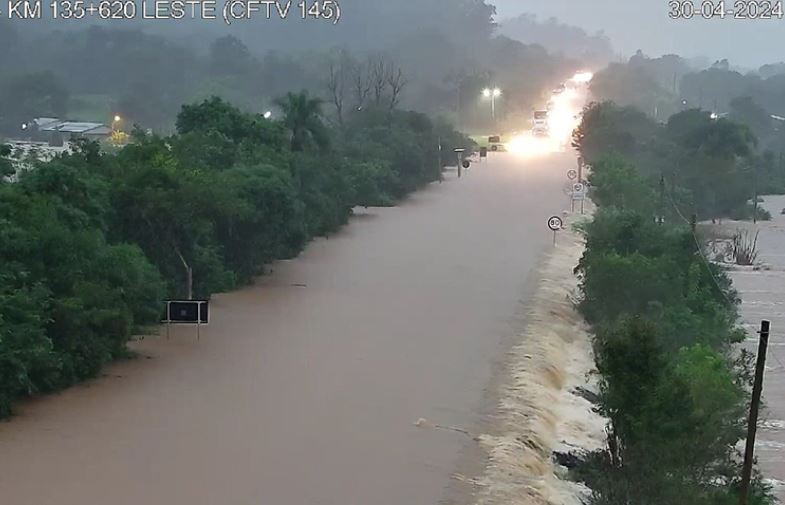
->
xmin=469 ymin=216 xmax=605 ymax=505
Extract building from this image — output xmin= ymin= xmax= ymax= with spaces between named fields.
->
xmin=39 ymin=120 xmax=112 ymax=145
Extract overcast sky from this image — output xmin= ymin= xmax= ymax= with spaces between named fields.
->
xmin=493 ymin=0 xmax=785 ymax=68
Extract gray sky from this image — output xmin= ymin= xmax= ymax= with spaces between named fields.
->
xmin=493 ymin=0 xmax=785 ymax=68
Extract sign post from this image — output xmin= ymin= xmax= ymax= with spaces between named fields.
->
xmin=162 ymin=300 xmax=210 ymax=340
xmin=572 ymin=182 xmax=586 ymax=215
xmin=454 ymin=148 xmax=466 ymax=178
xmin=548 ymin=216 xmax=564 ymax=246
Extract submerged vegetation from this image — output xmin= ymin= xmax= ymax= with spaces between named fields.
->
xmin=0 ymin=94 xmax=469 ymax=418
xmin=572 ymin=103 xmax=773 ymax=504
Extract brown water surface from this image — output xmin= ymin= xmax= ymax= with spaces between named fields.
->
xmin=0 ymin=153 xmax=570 ymax=505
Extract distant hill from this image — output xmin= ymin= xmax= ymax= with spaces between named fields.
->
xmin=497 ymin=14 xmax=614 ymax=67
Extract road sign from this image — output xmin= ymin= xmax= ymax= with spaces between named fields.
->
xmin=567 ymin=169 xmax=578 ymax=180
xmin=489 ymin=135 xmax=501 ymax=144
xmin=462 ymin=159 xmax=471 ymax=169
xmin=573 ymin=182 xmax=585 ymax=193
xmin=162 ymin=300 xmax=209 ymax=324
xmin=548 ymin=216 xmax=564 ymax=231
xmin=161 ymin=299 xmax=209 ymax=340
xmin=479 ymin=146 xmax=488 ymax=158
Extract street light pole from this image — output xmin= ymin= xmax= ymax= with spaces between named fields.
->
xmin=483 ymin=87 xmax=502 ymax=128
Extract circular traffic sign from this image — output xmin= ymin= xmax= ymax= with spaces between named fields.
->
xmin=573 ymin=182 xmax=585 ymax=193
xmin=462 ymin=159 xmax=471 ymax=169
xmin=567 ymin=169 xmax=578 ymax=180
xmin=548 ymin=216 xmax=564 ymax=231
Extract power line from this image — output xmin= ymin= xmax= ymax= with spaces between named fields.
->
xmin=664 ymin=190 xmax=737 ymax=308
xmin=666 ymin=190 xmax=785 ymax=369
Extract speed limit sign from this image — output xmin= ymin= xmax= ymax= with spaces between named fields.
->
xmin=567 ymin=169 xmax=578 ymax=180
xmin=548 ymin=216 xmax=564 ymax=231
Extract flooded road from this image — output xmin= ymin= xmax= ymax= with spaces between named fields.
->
xmin=0 ymin=152 xmax=570 ymax=505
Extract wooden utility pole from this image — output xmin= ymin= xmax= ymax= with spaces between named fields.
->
xmin=739 ymin=320 xmax=771 ymax=505
xmin=753 ymin=161 xmax=759 ymax=224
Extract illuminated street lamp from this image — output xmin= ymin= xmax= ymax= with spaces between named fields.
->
xmin=263 ymin=111 xmax=273 ymax=119
xmin=112 ymin=115 xmax=122 ymax=133
xmin=482 ymin=87 xmax=502 ymax=123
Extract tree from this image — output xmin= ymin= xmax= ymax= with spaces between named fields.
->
xmin=209 ymin=35 xmax=253 ymax=76
xmin=0 ymin=144 xmax=14 ymax=180
xmin=326 ymin=49 xmax=355 ymax=127
xmin=729 ymin=96 xmax=772 ymax=143
xmin=0 ymin=72 xmax=69 ymax=135
xmin=274 ymin=91 xmax=329 ymax=152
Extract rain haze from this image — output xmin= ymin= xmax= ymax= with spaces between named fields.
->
xmin=495 ymin=0 xmax=785 ymax=67
xmin=3 ymin=1 xmax=785 ymax=505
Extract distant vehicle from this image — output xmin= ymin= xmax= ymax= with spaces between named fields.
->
xmin=533 ymin=110 xmax=549 ymax=136
xmin=532 ymin=125 xmax=549 ymax=137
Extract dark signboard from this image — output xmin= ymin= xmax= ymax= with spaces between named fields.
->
xmin=479 ymin=147 xmax=488 ymax=158
xmin=162 ymin=300 xmax=209 ymax=324
xmin=488 ymin=135 xmax=501 ymax=144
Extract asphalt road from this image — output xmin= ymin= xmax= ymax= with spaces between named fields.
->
xmin=0 ymin=151 xmax=573 ymax=505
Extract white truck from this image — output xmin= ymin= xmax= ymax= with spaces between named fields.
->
xmin=532 ymin=110 xmax=549 ymax=137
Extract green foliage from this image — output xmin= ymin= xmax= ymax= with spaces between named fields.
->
xmin=575 ymin=102 xmax=761 ymax=222
xmin=274 ymin=91 xmax=329 ymax=152
xmin=0 ymin=93 xmax=465 ymax=418
xmin=575 ymin=145 xmax=773 ymax=503
xmin=588 ymin=155 xmax=657 ymax=213
xmin=574 ymin=99 xmax=775 ymax=501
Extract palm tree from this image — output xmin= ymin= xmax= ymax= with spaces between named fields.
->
xmin=274 ymin=91 xmax=329 ymax=152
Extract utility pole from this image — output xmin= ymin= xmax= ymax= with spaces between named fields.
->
xmin=753 ymin=161 xmax=759 ymax=224
xmin=437 ymin=136 xmax=442 ymax=183
xmin=740 ymin=320 xmax=771 ymax=505
xmin=659 ymin=174 xmax=665 ymax=225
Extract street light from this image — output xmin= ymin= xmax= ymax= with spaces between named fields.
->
xmin=482 ymin=87 xmax=502 ymax=124
xmin=263 ymin=111 xmax=272 ymax=119
xmin=113 ymin=115 xmax=121 ymax=123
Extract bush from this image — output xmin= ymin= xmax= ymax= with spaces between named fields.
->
xmin=0 ymin=95 xmax=467 ymax=417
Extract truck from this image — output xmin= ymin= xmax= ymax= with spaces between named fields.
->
xmin=532 ymin=110 xmax=549 ymax=137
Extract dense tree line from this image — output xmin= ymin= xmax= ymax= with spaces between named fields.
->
xmin=1 ymin=3 xmax=577 ymax=135
xmin=574 ymin=101 xmax=777 ymax=222
xmin=0 ymin=93 xmax=470 ymax=417
xmin=590 ymin=52 xmax=785 ymax=158
xmin=572 ymin=105 xmax=772 ymax=504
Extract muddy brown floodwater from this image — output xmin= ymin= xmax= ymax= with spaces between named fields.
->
xmin=0 ymin=152 xmax=571 ymax=505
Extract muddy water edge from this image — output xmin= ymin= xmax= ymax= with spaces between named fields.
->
xmin=445 ymin=214 xmax=606 ymax=505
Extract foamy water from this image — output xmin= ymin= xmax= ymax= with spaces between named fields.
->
xmin=468 ymin=210 xmax=606 ymax=505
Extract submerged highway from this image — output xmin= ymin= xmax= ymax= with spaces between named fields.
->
xmin=0 ymin=149 xmax=578 ymax=504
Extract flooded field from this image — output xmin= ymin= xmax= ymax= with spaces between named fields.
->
xmin=713 ymin=195 xmax=785 ymax=501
